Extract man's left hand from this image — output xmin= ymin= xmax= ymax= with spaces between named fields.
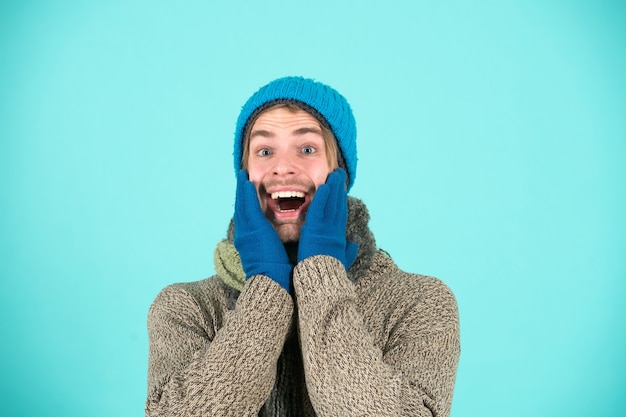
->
xmin=297 ymin=168 xmax=358 ymax=270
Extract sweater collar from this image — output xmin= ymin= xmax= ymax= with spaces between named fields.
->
xmin=214 ymin=197 xmax=377 ymax=292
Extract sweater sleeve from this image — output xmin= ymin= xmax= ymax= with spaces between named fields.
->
xmin=145 ymin=275 xmax=294 ymax=417
xmin=293 ymin=255 xmax=460 ymax=417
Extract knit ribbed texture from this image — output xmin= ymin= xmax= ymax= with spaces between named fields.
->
xmin=146 ymin=254 xmax=460 ymax=416
xmin=146 ymin=276 xmax=294 ymax=416
xmin=233 ymin=76 xmax=358 ymax=191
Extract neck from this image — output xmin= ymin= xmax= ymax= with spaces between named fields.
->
xmin=284 ymin=242 xmax=299 ymax=264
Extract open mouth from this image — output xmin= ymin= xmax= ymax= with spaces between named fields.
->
xmin=270 ymin=191 xmax=306 ymax=213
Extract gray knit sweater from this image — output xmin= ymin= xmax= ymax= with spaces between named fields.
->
xmin=146 ymin=198 xmax=460 ymax=416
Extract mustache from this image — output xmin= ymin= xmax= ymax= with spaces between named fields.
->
xmin=259 ymin=180 xmax=316 ymax=194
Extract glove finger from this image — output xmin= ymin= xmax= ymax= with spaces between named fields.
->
xmin=235 ymin=170 xmax=264 ymax=227
xmin=325 ymin=168 xmax=348 ymax=221
xmin=235 ymin=170 xmax=249 ymax=217
xmin=327 ymin=168 xmax=347 ymax=188
xmin=307 ymin=182 xmax=331 ymax=223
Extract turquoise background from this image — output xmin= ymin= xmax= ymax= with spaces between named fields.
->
xmin=1 ymin=1 xmax=624 ymax=415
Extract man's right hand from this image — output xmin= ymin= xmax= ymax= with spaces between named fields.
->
xmin=234 ymin=170 xmax=293 ymax=294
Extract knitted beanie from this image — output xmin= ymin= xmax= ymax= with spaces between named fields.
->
xmin=234 ymin=76 xmax=357 ymax=191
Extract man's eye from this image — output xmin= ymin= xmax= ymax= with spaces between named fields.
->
xmin=257 ymin=148 xmax=272 ymax=156
xmin=302 ymin=146 xmax=316 ymax=154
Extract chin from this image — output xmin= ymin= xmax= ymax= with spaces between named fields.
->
xmin=275 ymin=224 xmax=302 ymax=243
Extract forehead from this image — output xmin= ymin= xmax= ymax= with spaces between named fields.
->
xmin=250 ymin=106 xmax=322 ymax=132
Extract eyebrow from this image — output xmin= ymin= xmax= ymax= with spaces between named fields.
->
xmin=249 ymin=129 xmax=273 ymax=139
xmin=249 ymin=126 xmax=323 ymax=140
xmin=294 ymin=126 xmax=323 ymax=136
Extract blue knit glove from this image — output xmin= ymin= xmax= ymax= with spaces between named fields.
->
xmin=298 ymin=168 xmax=359 ymax=270
xmin=234 ymin=170 xmax=293 ymax=293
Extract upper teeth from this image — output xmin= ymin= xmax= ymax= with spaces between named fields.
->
xmin=271 ymin=191 xmax=305 ymax=199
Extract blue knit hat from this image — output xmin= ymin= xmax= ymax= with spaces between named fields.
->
xmin=234 ymin=76 xmax=357 ymax=191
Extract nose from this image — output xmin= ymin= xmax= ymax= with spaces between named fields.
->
xmin=271 ymin=152 xmax=299 ymax=177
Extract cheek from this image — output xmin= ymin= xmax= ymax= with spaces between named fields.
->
xmin=246 ymin=163 xmax=264 ymax=185
xmin=307 ymin=164 xmax=331 ymax=188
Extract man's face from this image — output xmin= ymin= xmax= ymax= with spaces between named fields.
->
xmin=246 ymin=106 xmax=333 ymax=243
